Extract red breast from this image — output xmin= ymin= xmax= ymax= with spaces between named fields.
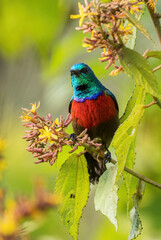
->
xmin=71 ymin=94 xmax=117 ymax=129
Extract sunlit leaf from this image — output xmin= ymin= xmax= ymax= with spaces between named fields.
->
xmin=128 ymin=182 xmax=145 ymax=240
xmin=146 ymin=51 xmax=161 ymax=60
xmin=55 ymin=154 xmax=90 ymax=240
xmin=123 ymin=10 xmax=152 ymax=41
xmin=112 ymin=86 xmax=145 ymax=182
xmin=123 ymin=5 xmax=145 ymax=50
xmin=119 ymin=47 xmax=161 ymax=99
xmin=129 ymin=205 xmax=142 ymax=240
xmin=122 ymin=137 xmax=136 ymax=211
xmin=120 ymin=85 xmax=145 ymax=124
xmin=94 ymin=164 xmax=118 ymax=230
xmin=124 ymin=23 xmax=137 ymax=50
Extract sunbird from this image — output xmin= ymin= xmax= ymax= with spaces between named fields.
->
xmin=69 ymin=63 xmax=119 ymax=183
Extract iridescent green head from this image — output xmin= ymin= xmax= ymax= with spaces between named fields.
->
xmin=70 ymin=63 xmax=105 ymax=102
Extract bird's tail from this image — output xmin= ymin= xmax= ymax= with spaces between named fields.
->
xmin=84 ymin=152 xmax=107 ymax=184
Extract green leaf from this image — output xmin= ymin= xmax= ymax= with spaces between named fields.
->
xmin=94 ymin=164 xmax=118 ymax=230
xmin=119 ymin=46 xmax=161 ymax=99
xmin=123 ymin=10 xmax=152 ymax=41
xmin=146 ymin=51 xmax=161 ymax=60
xmin=124 ymin=22 xmax=137 ymax=50
xmin=123 ymin=7 xmax=144 ymax=50
xmin=112 ymin=86 xmax=145 ymax=182
xmin=120 ymin=84 xmax=145 ymax=124
xmin=122 ymin=137 xmax=136 ymax=211
xmin=55 ymin=154 xmax=90 ymax=240
xmin=129 ymin=205 xmax=142 ymax=240
xmin=128 ymin=184 xmax=145 ymax=240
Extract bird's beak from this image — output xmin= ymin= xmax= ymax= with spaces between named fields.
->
xmin=70 ymin=69 xmax=80 ymax=76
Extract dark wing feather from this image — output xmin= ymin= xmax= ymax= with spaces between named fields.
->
xmin=104 ymin=89 xmax=119 ymax=112
xmin=69 ymin=97 xmax=73 ymax=113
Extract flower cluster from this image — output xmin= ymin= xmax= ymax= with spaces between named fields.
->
xmin=21 ymin=103 xmax=103 ymax=165
xmin=147 ymin=0 xmax=158 ymax=12
xmin=0 ymin=181 xmax=60 ymax=240
xmin=0 ymin=123 xmax=60 ymax=240
xmin=70 ymin=0 xmax=158 ymax=73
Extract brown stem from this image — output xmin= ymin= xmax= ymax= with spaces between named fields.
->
xmin=143 ymin=99 xmax=157 ymax=108
xmin=152 ymin=64 xmax=161 ymax=72
xmin=136 ymin=179 xmax=144 ymax=200
xmin=80 ymin=140 xmax=161 ymax=190
xmin=144 ymin=0 xmax=161 ymax=44
xmin=110 ymin=158 xmax=161 ymax=190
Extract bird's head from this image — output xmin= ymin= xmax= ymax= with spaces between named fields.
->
xmin=70 ymin=63 xmax=94 ymax=87
xmin=70 ymin=63 xmax=105 ymax=100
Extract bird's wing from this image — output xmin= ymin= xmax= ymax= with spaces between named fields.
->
xmin=69 ymin=96 xmax=74 ymax=113
xmin=104 ymin=89 xmax=119 ymax=112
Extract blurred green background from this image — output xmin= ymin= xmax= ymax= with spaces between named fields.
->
xmin=0 ymin=0 xmax=161 ymax=239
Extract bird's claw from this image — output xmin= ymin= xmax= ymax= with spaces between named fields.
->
xmin=104 ymin=149 xmax=111 ymax=164
xmin=68 ymin=133 xmax=77 ymax=143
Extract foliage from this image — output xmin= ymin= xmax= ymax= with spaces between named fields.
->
xmin=20 ymin=0 xmax=161 ymax=239
xmin=0 ymin=141 xmax=60 ymax=240
xmin=55 ymin=154 xmax=90 ymax=240
xmin=94 ymin=163 xmax=118 ymax=230
xmin=0 ymin=0 xmax=161 ymax=239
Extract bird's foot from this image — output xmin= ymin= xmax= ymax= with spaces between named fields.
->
xmin=68 ymin=133 xmax=77 ymax=143
xmin=104 ymin=149 xmax=111 ymax=164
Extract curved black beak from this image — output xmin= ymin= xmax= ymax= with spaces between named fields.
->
xmin=70 ymin=69 xmax=80 ymax=76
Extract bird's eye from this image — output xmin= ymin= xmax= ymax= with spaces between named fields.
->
xmin=80 ymin=68 xmax=88 ymax=74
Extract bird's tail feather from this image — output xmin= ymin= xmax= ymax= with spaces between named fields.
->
xmin=84 ymin=152 xmax=107 ymax=184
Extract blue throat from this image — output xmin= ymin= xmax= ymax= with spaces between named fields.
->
xmin=74 ymin=90 xmax=104 ymax=102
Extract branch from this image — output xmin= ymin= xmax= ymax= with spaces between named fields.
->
xmin=152 ymin=64 xmax=161 ymax=72
xmin=82 ymin=140 xmax=161 ymax=190
xmin=110 ymin=158 xmax=161 ymax=190
xmin=143 ymin=99 xmax=157 ymax=108
xmin=21 ymin=106 xmax=161 ymax=190
xmin=144 ymin=0 xmax=161 ymax=44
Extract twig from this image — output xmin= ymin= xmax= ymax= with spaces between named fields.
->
xmin=110 ymin=158 xmax=161 ymax=190
xmin=143 ymin=99 xmax=157 ymax=108
xmin=144 ymin=0 xmax=161 ymax=44
xmin=152 ymin=64 xmax=161 ymax=72
xmin=81 ymin=140 xmax=161 ymax=190
xmin=142 ymin=48 xmax=150 ymax=57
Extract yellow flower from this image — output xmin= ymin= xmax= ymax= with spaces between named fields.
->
xmin=30 ymin=101 xmax=40 ymax=114
xmin=21 ymin=102 xmax=40 ymax=121
xmin=20 ymin=112 xmax=33 ymax=122
xmin=52 ymin=118 xmax=59 ymax=127
xmin=119 ymin=22 xmax=133 ymax=35
xmin=147 ymin=0 xmax=157 ymax=12
xmin=129 ymin=1 xmax=144 ymax=14
xmin=99 ymin=48 xmax=111 ymax=61
xmin=0 ymin=200 xmax=17 ymax=235
xmin=39 ymin=126 xmax=58 ymax=144
xmin=70 ymin=2 xmax=98 ymax=27
xmin=82 ymin=30 xmax=97 ymax=51
xmin=82 ymin=42 xmax=92 ymax=52
xmin=109 ymin=67 xmax=123 ymax=76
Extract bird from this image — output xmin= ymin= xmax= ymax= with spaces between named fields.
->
xmin=69 ymin=63 xmax=119 ymax=183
